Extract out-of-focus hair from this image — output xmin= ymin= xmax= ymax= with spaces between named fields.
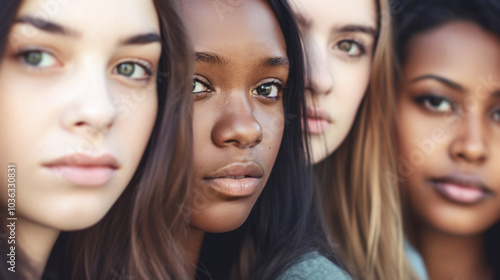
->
xmin=313 ymin=0 xmax=418 ymax=279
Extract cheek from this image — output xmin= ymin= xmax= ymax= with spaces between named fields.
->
xmin=114 ymin=87 xmax=157 ymax=166
xmin=258 ymin=107 xmax=284 ymax=167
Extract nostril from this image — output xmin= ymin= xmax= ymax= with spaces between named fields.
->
xmin=75 ymin=121 xmax=86 ymax=126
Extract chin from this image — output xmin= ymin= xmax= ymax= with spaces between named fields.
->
xmin=189 ymin=203 xmax=254 ymax=233
xmin=415 ymin=204 xmax=498 ymax=237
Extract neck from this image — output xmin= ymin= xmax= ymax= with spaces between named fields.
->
xmin=17 ymin=218 xmax=60 ymax=280
xmin=186 ymin=227 xmax=205 ymax=278
xmin=413 ymin=222 xmax=493 ymax=280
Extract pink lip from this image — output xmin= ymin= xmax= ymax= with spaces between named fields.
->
xmin=204 ymin=162 xmax=263 ymax=197
xmin=430 ymin=173 xmax=492 ymax=205
xmin=305 ymin=106 xmax=332 ymax=135
xmin=44 ymin=154 xmax=119 ymax=187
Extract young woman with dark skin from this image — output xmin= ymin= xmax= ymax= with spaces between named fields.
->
xmin=395 ymin=0 xmax=500 ymax=279
xmin=180 ymin=0 xmax=347 ymax=279
xmin=0 ymin=0 xmax=194 ymax=279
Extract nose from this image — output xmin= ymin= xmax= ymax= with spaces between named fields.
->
xmin=305 ymin=40 xmax=333 ymax=95
xmin=211 ymin=92 xmax=263 ymax=149
xmin=449 ymin=114 xmax=488 ymax=164
xmin=61 ymin=66 xmax=117 ymax=135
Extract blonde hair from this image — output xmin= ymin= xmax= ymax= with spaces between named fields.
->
xmin=313 ymin=0 xmax=418 ymax=279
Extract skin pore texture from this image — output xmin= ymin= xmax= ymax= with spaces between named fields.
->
xmin=397 ymin=21 xmax=500 ymax=280
xmin=290 ymin=0 xmax=377 ymax=163
xmin=0 ymin=0 xmax=160 ymax=277
xmin=180 ymin=0 xmax=287 ymax=272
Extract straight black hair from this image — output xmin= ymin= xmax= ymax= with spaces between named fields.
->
xmin=196 ymin=0 xmax=341 ymax=279
xmin=394 ymin=1 xmax=500 ymax=279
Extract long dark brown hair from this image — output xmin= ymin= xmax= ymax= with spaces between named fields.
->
xmin=46 ymin=0 xmax=194 ymax=279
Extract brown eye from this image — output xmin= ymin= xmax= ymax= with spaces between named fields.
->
xmin=252 ymin=82 xmax=280 ymax=100
xmin=338 ymin=41 xmax=353 ymax=52
xmin=192 ymin=80 xmax=210 ymax=94
xmin=334 ymin=40 xmax=365 ymax=57
xmin=415 ymin=95 xmax=453 ymax=113
xmin=493 ymin=108 xmax=500 ymax=122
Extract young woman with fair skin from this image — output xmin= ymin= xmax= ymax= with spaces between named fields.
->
xmin=180 ymin=0 xmax=346 ymax=279
xmin=289 ymin=0 xmax=417 ymax=279
xmin=395 ymin=0 xmax=500 ymax=279
xmin=0 ymin=0 xmax=193 ymax=279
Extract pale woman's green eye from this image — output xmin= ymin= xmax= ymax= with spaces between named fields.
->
xmin=115 ymin=62 xmax=149 ymax=79
xmin=252 ymin=83 xmax=279 ymax=98
xmin=21 ymin=51 xmax=57 ymax=68
xmin=192 ymin=80 xmax=209 ymax=93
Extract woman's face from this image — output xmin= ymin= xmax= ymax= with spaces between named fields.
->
xmin=290 ymin=0 xmax=377 ymax=163
xmin=0 ymin=0 xmax=160 ymax=230
xmin=182 ymin=0 xmax=287 ymax=232
xmin=397 ymin=21 xmax=500 ymax=235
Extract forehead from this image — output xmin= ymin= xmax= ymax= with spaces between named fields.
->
xmin=290 ymin=0 xmax=377 ymax=29
xmin=405 ymin=21 xmax=500 ymax=82
xmin=181 ymin=0 xmax=286 ymax=60
xmin=16 ymin=0 xmax=159 ymax=37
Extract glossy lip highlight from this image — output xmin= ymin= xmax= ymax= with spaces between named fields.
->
xmin=204 ymin=162 xmax=264 ymax=197
xmin=43 ymin=154 xmax=119 ymax=187
xmin=305 ymin=106 xmax=333 ymax=135
xmin=429 ymin=173 xmax=493 ymax=205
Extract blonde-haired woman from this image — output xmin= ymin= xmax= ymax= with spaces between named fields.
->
xmin=289 ymin=0 xmax=419 ymax=279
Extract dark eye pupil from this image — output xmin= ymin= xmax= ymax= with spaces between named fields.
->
xmin=118 ymin=63 xmax=134 ymax=76
xmin=24 ymin=51 xmax=42 ymax=65
xmin=428 ymin=96 xmax=443 ymax=107
xmin=257 ymin=84 xmax=272 ymax=96
xmin=339 ymin=41 xmax=352 ymax=52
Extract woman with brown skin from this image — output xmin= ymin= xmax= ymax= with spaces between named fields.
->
xmin=0 ymin=0 xmax=194 ymax=278
xmin=395 ymin=0 xmax=500 ymax=279
xmin=181 ymin=0 xmax=349 ymax=279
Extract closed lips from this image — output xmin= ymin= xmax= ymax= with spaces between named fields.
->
xmin=430 ymin=174 xmax=493 ymax=205
xmin=44 ymin=154 xmax=119 ymax=187
xmin=204 ymin=162 xmax=263 ymax=197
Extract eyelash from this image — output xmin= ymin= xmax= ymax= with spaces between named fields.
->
xmin=192 ymin=76 xmax=213 ymax=97
xmin=15 ymin=48 xmax=60 ymax=69
xmin=332 ymin=39 xmax=366 ymax=58
xmin=15 ymin=48 xmax=154 ymax=82
xmin=191 ymin=76 xmax=284 ymax=101
xmin=114 ymin=59 xmax=154 ymax=82
xmin=413 ymin=94 xmax=455 ymax=114
xmin=252 ymin=79 xmax=284 ymax=101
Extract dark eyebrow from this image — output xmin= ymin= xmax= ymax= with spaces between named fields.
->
xmin=121 ymin=33 xmax=161 ymax=46
xmin=338 ymin=24 xmax=377 ymax=37
xmin=411 ymin=74 xmax=465 ymax=91
xmin=294 ymin=13 xmax=311 ymax=29
xmin=195 ymin=52 xmax=228 ymax=66
xmin=15 ymin=15 xmax=79 ymax=37
xmin=258 ymin=56 xmax=289 ymax=68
